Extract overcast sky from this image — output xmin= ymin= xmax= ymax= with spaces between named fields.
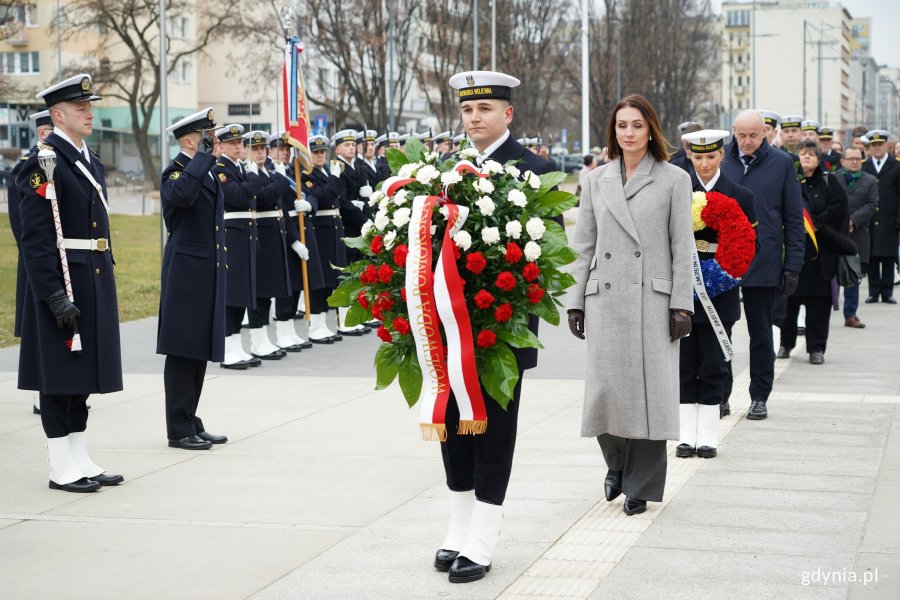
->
xmin=708 ymin=0 xmax=899 ymax=66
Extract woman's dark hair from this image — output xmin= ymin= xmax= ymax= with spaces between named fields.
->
xmin=583 ymin=154 xmax=595 ymax=167
xmin=797 ymin=140 xmax=822 ymax=161
xmin=605 ymin=94 xmax=670 ymax=162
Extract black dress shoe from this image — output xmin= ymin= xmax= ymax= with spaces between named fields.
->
xmin=88 ymin=472 xmax=124 ymax=486
xmin=363 ymin=320 xmax=382 ymax=329
xmin=248 ymin=356 xmax=262 ymax=367
xmin=883 ymin=297 xmax=897 ymax=304
xmin=299 ymin=341 xmax=313 ymax=349
xmin=168 ymin=435 xmax=212 ymax=450
xmin=310 ymin=336 xmax=334 ymax=345
xmin=252 ymin=349 xmax=286 ymax=360
xmin=279 ymin=344 xmax=304 ymax=353
xmin=623 ymin=497 xmax=647 ymax=516
xmin=331 ymin=332 xmax=343 ymax=342
xmin=337 ymin=327 xmax=367 ymax=337
xmin=696 ymin=446 xmax=717 ymax=459
xmin=197 ymin=430 xmax=228 ymax=444
xmin=720 ymin=402 xmax=731 ymax=418
xmin=776 ymin=347 xmax=791 ymax=359
xmin=49 ymin=477 xmax=101 ymax=493
xmin=865 ymin=296 xmax=879 ymax=304
xmin=676 ymin=443 xmax=695 ymax=458
xmin=434 ymin=548 xmax=459 ymax=572
xmin=809 ymin=351 xmax=825 ymax=365
xmin=747 ymin=400 xmax=768 ymax=420
xmin=33 ymin=405 xmax=41 ymax=415
xmin=604 ymin=469 xmax=622 ymax=501
xmin=220 ymin=360 xmax=251 ymax=370
xmin=448 ymin=556 xmax=490 ymax=583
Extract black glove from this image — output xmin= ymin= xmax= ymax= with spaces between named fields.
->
xmin=197 ymin=134 xmax=215 ymax=155
xmin=44 ymin=289 xmax=80 ymax=330
xmin=670 ymin=310 xmax=692 ymax=342
xmin=567 ymin=309 xmax=585 ymax=340
xmin=779 ymin=270 xmax=799 ymax=297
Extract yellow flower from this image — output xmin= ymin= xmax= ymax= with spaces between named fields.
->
xmin=691 ymin=191 xmax=708 ymax=231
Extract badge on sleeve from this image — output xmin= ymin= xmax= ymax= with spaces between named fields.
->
xmin=217 ymin=173 xmax=227 ymax=183
xmin=170 ymin=171 xmax=182 ymax=180
xmin=30 ymin=172 xmax=46 ymax=189
xmin=305 ymin=181 xmax=313 ymax=189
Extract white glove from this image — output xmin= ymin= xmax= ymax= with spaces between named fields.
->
xmin=245 ymin=160 xmax=259 ymax=175
xmin=274 ymin=161 xmax=287 ymax=176
xmin=294 ymin=199 xmax=312 ymax=213
xmin=329 ymin=161 xmax=342 ymax=178
xmin=351 ymin=200 xmax=365 ymax=210
xmin=359 ymin=185 xmax=373 ymax=198
xmin=291 ymin=240 xmax=309 ymax=261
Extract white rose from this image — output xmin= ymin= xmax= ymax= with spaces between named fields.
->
xmin=378 ymin=197 xmax=390 ymax=211
xmin=397 ymin=162 xmax=417 ymax=178
xmin=481 ymin=160 xmax=503 ymax=175
xmin=431 ymin=224 xmax=437 ymax=235
xmin=383 ymin=230 xmax=397 ymax=250
xmin=361 ymin=220 xmax=374 ymax=237
xmin=393 ymin=189 xmax=408 ymax=206
xmin=459 ymin=147 xmax=480 ymax=160
xmin=374 ymin=209 xmax=390 ymax=231
xmin=475 ymin=196 xmax=495 ymax=216
xmin=507 ymin=188 xmax=528 ymax=208
xmin=524 ymin=241 xmax=542 ymax=261
xmin=453 ymin=230 xmax=472 ymax=251
xmin=528 ymin=171 xmax=542 ymax=190
xmin=425 ymin=151 xmax=440 ymax=162
xmin=481 ymin=226 xmax=501 ymax=245
xmin=505 ymin=164 xmax=521 ymax=179
xmin=369 ymin=190 xmax=384 ymax=207
xmin=439 ymin=205 xmax=450 ymax=220
xmin=526 ymin=217 xmax=546 ymax=240
xmin=505 ymin=221 xmax=522 ymax=239
xmin=392 ymin=207 xmax=412 ymax=228
xmin=416 ymin=164 xmax=440 ymax=185
xmin=441 ymin=170 xmax=463 ymax=186
xmin=475 ymin=177 xmax=495 ymax=194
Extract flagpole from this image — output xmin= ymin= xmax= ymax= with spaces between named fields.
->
xmin=288 ymin=35 xmax=312 ymax=321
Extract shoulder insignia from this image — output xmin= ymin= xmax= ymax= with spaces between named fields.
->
xmin=173 ymin=159 xmax=185 ymax=168
xmin=217 ymin=172 xmax=227 ymax=183
xmin=170 ymin=171 xmax=182 ymax=180
xmin=305 ymin=181 xmax=313 ymax=189
xmin=29 ymin=172 xmax=46 ymax=189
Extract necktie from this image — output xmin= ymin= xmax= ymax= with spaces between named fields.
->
xmin=742 ymin=155 xmax=754 ymax=173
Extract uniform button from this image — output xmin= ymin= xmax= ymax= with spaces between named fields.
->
xmin=225 ymin=246 xmax=228 ymax=252
xmin=95 ymin=268 xmax=100 ymax=275
xmin=604 ymin=283 xmax=611 ymax=289
xmin=216 ymin=244 xmax=220 ymax=249
xmin=216 ymin=225 xmax=220 ymax=231
xmin=875 ymin=221 xmax=879 ymax=225
xmin=634 ymin=251 xmax=641 ymax=257
xmin=225 ymin=265 xmax=229 ymax=270
xmin=217 ymin=262 xmax=220 ymax=267
xmin=605 ymin=253 xmax=611 ymax=259
xmin=92 ymin=221 xmax=97 ymax=228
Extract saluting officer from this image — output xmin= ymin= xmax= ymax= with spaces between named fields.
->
xmin=18 ymin=73 xmax=123 ymax=492
xmin=158 ymin=108 xmax=229 ymax=451
xmin=213 ymin=124 xmax=262 ymax=368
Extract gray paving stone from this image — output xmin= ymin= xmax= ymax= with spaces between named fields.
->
xmin=673 ymin=483 xmax=870 ymax=512
xmin=655 ymin=501 xmax=867 ymax=534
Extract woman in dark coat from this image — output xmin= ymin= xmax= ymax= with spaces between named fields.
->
xmin=778 ymin=141 xmax=853 ymax=365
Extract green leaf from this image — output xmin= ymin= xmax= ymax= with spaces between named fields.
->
xmin=341 ymin=259 xmax=373 ymax=276
xmin=541 ymin=219 xmax=567 ymax=246
xmin=398 ymin=351 xmax=423 ymax=407
xmin=386 ymin=148 xmax=409 ymax=173
xmin=342 ymin=236 xmax=370 ymax=252
xmin=374 ymin=343 xmax=400 ymax=390
xmin=540 ymin=241 xmax=578 ymax=267
xmin=344 ymin=302 xmax=369 ymax=327
xmin=480 ymin=343 xmax=519 ymax=409
xmin=538 ymin=171 xmax=567 ymax=191
xmin=533 ymin=190 xmax=579 ymax=217
xmin=542 ymin=269 xmax=576 ymax=293
xmin=529 ymin=289 xmax=561 ymax=326
xmin=327 ymin=275 xmax=365 ymax=307
xmin=495 ymin=326 xmax=543 ymax=349
xmin=404 ymin=137 xmax=426 ymax=162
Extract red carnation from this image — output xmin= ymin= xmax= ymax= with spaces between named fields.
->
xmin=495 ymin=271 xmax=517 ymax=292
xmin=494 ymin=303 xmax=513 ymax=323
xmin=401 ymin=288 xmax=407 ymax=302
xmin=476 ymin=329 xmax=497 ymax=348
xmin=474 ymin=289 xmax=495 ymax=309
xmin=356 ymin=292 xmax=370 ymax=309
xmin=466 ymin=251 xmax=487 ymax=274
xmin=527 ymin=283 xmax=545 ymax=304
xmin=370 ymin=235 xmax=384 ymax=255
xmin=522 ymin=262 xmax=540 ymax=282
xmin=452 ymin=242 xmax=461 ymax=261
xmin=378 ymin=263 xmax=394 ymax=283
xmin=372 ymin=292 xmax=395 ymax=320
xmin=376 ymin=326 xmax=393 ymax=342
xmin=360 ymin=264 xmax=377 ymax=284
xmin=392 ymin=316 xmax=411 ymax=336
xmin=504 ymin=242 xmax=523 ymax=264
xmin=393 ymin=244 xmax=409 ymax=267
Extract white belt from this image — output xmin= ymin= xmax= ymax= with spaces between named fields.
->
xmin=255 ymin=210 xmax=282 ymax=219
xmin=316 ymin=209 xmax=340 ymax=217
xmin=696 ymin=240 xmax=718 ymax=253
xmin=288 ymin=210 xmax=298 ymax=217
xmin=224 ymin=211 xmax=255 ymax=220
xmin=64 ymin=238 xmax=109 ymax=251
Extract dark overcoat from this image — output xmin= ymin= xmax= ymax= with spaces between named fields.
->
xmin=214 ymin=156 xmax=258 ymax=308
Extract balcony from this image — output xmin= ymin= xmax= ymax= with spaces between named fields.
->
xmin=6 ymin=22 xmax=28 ymax=46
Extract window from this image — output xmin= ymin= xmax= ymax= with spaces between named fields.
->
xmin=738 ymin=76 xmax=742 ymax=86
xmin=726 ymin=10 xmax=750 ymax=28
xmin=181 ymin=61 xmax=191 ymax=83
xmin=228 ymin=104 xmax=261 ymax=116
xmin=24 ymin=3 xmax=37 ymax=27
xmin=1 ymin=51 xmax=40 ymax=74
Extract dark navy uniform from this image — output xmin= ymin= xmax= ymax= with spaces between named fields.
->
xmin=8 ymin=149 xmax=31 ymax=338
xmin=247 ymin=166 xmax=293 ymax=301
xmin=861 ymin=131 xmax=900 ymax=303
xmin=304 ymin=165 xmax=348 ymax=303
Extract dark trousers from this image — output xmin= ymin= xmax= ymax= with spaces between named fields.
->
xmin=248 ymin=297 xmax=272 ymax=328
xmin=680 ymin=321 xmax=733 ymax=406
xmin=39 ymin=393 xmax=89 ymax=438
xmin=772 ymin=293 xmax=787 ymax=328
xmin=440 ymin=374 xmax=523 ymax=506
xmin=164 ymin=355 xmax=207 ymax=439
xmin=225 ymin=306 xmax=245 ymax=336
xmin=275 ymin=292 xmax=300 ymax=321
xmin=781 ymin=295 xmax=832 ymax=354
xmin=868 ymin=257 xmax=896 ymax=300
xmin=741 ymin=287 xmax=776 ymax=404
xmin=722 ymin=321 xmax=735 ymax=404
xmin=597 ymin=433 xmax=667 ymax=502
xmin=843 ymin=263 xmax=865 ymax=318
xmin=309 ymin=287 xmax=332 ymax=315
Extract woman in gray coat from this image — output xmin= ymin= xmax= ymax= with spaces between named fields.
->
xmin=567 ymin=94 xmax=695 ymax=516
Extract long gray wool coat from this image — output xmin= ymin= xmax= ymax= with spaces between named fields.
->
xmin=567 ymin=153 xmax=695 ymax=440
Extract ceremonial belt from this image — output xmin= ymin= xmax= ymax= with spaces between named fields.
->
xmin=74 ymin=160 xmax=110 ymax=215
xmin=288 ymin=210 xmax=298 ymax=218
xmin=695 ymin=240 xmax=718 ymax=253
xmin=255 ymin=210 xmax=282 ymax=219
xmin=315 ymin=209 xmax=340 ymax=217
xmin=64 ymin=238 xmax=109 ymax=252
xmin=223 ymin=211 xmax=255 ymax=220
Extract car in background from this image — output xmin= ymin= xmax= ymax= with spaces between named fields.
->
xmin=550 ymin=150 xmax=583 ymax=174
xmin=0 ymin=157 xmax=15 ymax=188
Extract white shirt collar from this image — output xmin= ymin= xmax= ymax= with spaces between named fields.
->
xmin=481 ymin=130 xmax=510 ymax=159
xmin=338 ymin=156 xmax=355 ymax=169
xmin=54 ymin=127 xmax=91 ymax=165
xmin=701 ymin=169 xmax=721 ymax=192
xmin=874 ymin=156 xmax=885 ymax=171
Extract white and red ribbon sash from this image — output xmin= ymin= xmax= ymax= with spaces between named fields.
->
xmin=46 ymin=182 xmax=82 ymax=352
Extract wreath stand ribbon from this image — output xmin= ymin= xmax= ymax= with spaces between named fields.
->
xmin=691 ymin=245 xmax=734 ymax=361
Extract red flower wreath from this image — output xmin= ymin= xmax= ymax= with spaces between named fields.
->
xmin=700 ymin=191 xmax=756 ymax=278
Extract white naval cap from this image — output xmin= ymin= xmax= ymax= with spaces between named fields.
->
xmin=452 ymin=133 xmax=466 ymax=144
xmin=758 ymin=110 xmax=781 ymax=128
xmin=242 ymin=130 xmax=270 ymax=146
xmin=682 ymin=129 xmax=731 ymax=153
xmin=28 ymin=110 xmax=53 ymax=127
xmin=678 ymin=121 xmax=702 ymax=133
xmin=331 ymin=129 xmax=358 ymax=145
xmin=356 ymin=129 xmax=377 ymax=142
xmin=215 ymin=123 xmax=245 ymax=142
xmin=433 ymin=131 xmax=452 ymax=143
xmin=309 ymin=135 xmax=329 ymax=151
xmin=37 ymin=73 xmax=102 ymax=107
xmin=398 ymin=133 xmax=410 ymax=144
xmin=818 ymin=126 xmax=838 ymax=140
xmin=865 ymin=129 xmax=890 ymax=143
xmin=780 ymin=115 xmax=804 ymax=129
xmin=449 ymin=70 xmax=520 ymax=103
xmin=801 ymin=120 xmax=821 ymax=132
xmin=166 ymin=107 xmax=216 ymax=138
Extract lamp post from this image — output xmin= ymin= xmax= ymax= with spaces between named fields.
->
xmin=159 ymin=0 xmax=168 ymax=253
xmin=580 ymin=0 xmax=588 ymax=154
xmin=473 ymin=0 xmax=478 ymax=70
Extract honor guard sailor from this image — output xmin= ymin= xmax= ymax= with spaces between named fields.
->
xmin=780 ymin=115 xmax=804 ymax=155
xmin=818 ymin=126 xmax=841 ymax=171
xmin=758 ymin=110 xmax=781 ymax=147
xmin=158 ymin=108 xmax=229 ymax=450
xmin=433 ymin=131 xmax=452 ymax=155
xmin=17 ymin=73 xmax=124 ymax=492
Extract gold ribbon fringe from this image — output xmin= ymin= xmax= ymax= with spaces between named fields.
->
xmin=457 ymin=419 xmax=488 ymax=436
xmin=420 ymin=423 xmax=447 ymax=442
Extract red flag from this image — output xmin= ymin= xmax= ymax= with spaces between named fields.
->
xmin=283 ymin=36 xmax=313 ymax=173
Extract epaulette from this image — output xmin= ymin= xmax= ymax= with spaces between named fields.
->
xmin=215 ymin=163 xmax=225 ymax=168
xmin=173 ymin=159 xmax=186 ymax=168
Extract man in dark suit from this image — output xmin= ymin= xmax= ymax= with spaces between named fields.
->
xmin=861 ymin=130 xmax=900 ymax=304
xmin=433 ymin=70 xmax=557 ymax=584
xmin=17 ymin=73 xmax=124 ymax=492
xmin=838 ymin=146 xmax=879 ymax=326
xmin=158 ymin=108 xmax=229 ymax=450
